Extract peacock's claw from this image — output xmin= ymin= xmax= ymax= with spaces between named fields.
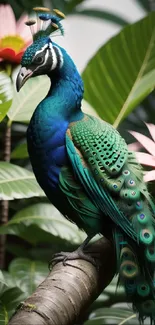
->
xmin=49 ymin=248 xmax=98 ymax=270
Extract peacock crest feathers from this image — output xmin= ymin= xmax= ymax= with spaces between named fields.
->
xmin=25 ymin=7 xmax=65 ymax=41
xmin=21 ymin=7 xmax=65 ymax=66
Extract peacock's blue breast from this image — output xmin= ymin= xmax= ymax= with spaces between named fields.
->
xmin=27 ymin=115 xmax=69 ymax=191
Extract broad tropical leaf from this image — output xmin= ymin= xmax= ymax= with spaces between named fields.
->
xmin=11 ymin=142 xmax=28 ymax=159
xmin=1 ymin=271 xmax=17 ymax=291
xmin=0 ymin=71 xmax=12 ymax=122
xmin=7 ymin=75 xmax=50 ymax=123
xmin=104 ymin=276 xmax=124 ymax=295
xmin=65 ymin=0 xmax=85 ymax=13
xmin=8 ymin=258 xmax=48 ymax=295
xmin=0 ymin=287 xmax=25 ymax=320
xmin=134 ymin=0 xmax=149 ymax=11
xmin=0 ymin=271 xmax=8 ymax=295
xmin=84 ymin=308 xmax=136 ymax=325
xmin=0 ymin=301 xmax=9 ymax=325
xmin=0 ymin=203 xmax=85 ymax=245
xmin=0 ymin=162 xmax=44 ymax=200
xmin=82 ymin=13 xmax=155 ymax=128
xmin=75 ymin=9 xmax=129 ymax=26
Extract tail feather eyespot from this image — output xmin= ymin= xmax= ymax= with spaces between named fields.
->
xmin=140 ymin=228 xmax=154 ymax=245
xmin=137 ymin=213 xmax=148 ymax=225
xmin=141 ymin=300 xmax=155 ymax=315
xmin=146 ymin=245 xmax=155 ymax=262
xmin=120 ymin=261 xmax=139 ymax=279
xmin=137 ymin=282 xmax=150 ymax=297
xmin=120 ymin=247 xmax=134 ymax=259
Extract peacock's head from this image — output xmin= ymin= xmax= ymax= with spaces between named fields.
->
xmin=16 ymin=7 xmax=65 ymax=92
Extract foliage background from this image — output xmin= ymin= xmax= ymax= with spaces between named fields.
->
xmin=0 ymin=0 xmax=155 ymax=324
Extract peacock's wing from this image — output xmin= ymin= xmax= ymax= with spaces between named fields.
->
xmin=66 ymin=114 xmax=155 ymax=244
xmin=59 ymin=165 xmax=103 ymax=235
xmin=65 ymin=115 xmax=155 ymax=319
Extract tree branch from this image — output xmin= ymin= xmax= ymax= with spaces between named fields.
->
xmin=8 ymin=237 xmax=116 ymax=325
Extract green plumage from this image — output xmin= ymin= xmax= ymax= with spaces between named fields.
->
xmin=65 ymin=114 xmax=155 ymax=321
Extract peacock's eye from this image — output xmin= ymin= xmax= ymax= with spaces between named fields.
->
xmin=33 ymin=56 xmax=44 ymax=65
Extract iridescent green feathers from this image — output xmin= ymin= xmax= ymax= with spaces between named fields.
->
xmin=66 ymin=114 xmax=155 ymax=322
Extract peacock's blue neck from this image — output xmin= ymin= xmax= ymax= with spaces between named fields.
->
xmin=40 ymin=46 xmax=84 ymax=123
xmin=27 ymin=47 xmax=84 ymax=190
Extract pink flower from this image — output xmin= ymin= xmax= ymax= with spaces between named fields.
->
xmin=0 ymin=5 xmax=31 ymax=64
xmin=128 ymin=123 xmax=155 ymax=182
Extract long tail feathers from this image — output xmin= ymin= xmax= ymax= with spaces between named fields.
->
xmin=114 ymin=228 xmax=155 ymax=324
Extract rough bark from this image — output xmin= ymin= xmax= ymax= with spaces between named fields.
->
xmin=0 ymin=124 xmax=11 ymax=269
xmin=8 ymin=237 xmax=116 ymax=325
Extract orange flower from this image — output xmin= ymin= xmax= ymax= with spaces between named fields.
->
xmin=0 ymin=5 xmax=32 ymax=64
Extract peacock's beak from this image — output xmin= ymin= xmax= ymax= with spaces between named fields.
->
xmin=16 ymin=67 xmax=33 ymax=92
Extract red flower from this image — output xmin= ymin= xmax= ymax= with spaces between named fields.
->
xmin=0 ymin=5 xmax=32 ymax=64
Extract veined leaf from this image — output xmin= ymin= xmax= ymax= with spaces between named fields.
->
xmin=0 ymin=203 xmax=85 ymax=245
xmin=134 ymin=0 xmax=149 ymax=11
xmin=0 ymin=162 xmax=44 ymax=200
xmin=0 ymin=271 xmax=8 ymax=295
xmin=0 ymin=287 xmax=25 ymax=319
xmin=0 ymin=301 xmax=9 ymax=325
xmin=104 ymin=276 xmax=124 ymax=295
xmin=7 ymin=75 xmax=50 ymax=123
xmin=85 ymin=308 xmax=136 ymax=325
xmin=9 ymin=258 xmax=48 ymax=296
xmin=82 ymin=13 xmax=155 ymax=128
xmin=0 ymin=71 xmax=12 ymax=122
xmin=75 ymin=9 xmax=129 ymax=26
xmin=11 ymin=142 xmax=28 ymax=159
xmin=66 ymin=0 xmax=85 ymax=13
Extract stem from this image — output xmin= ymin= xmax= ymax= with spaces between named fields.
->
xmin=0 ymin=122 xmax=11 ymax=269
xmin=3 ymin=122 xmax=11 ymax=162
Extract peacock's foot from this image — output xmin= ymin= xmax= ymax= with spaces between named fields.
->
xmin=49 ymin=247 xmax=99 ymax=270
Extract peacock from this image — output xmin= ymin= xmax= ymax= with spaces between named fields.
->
xmin=16 ymin=7 xmax=155 ymax=323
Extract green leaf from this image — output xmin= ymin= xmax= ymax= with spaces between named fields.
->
xmin=134 ymin=0 xmax=149 ymax=11
xmin=0 ymin=203 xmax=85 ymax=245
xmin=84 ymin=308 xmax=135 ymax=325
xmin=0 ymin=301 xmax=9 ymax=325
xmin=7 ymin=75 xmax=50 ymax=123
xmin=11 ymin=142 xmax=28 ymax=159
xmin=104 ymin=276 xmax=124 ymax=295
xmin=1 ymin=271 xmax=17 ymax=291
xmin=82 ymin=12 xmax=155 ymax=128
xmin=0 ymin=287 xmax=25 ymax=320
xmin=0 ymin=271 xmax=8 ymax=295
xmin=66 ymin=0 xmax=85 ymax=13
xmin=9 ymin=258 xmax=48 ymax=296
xmin=75 ymin=9 xmax=129 ymax=26
xmin=0 ymin=72 xmax=12 ymax=122
xmin=0 ymin=162 xmax=44 ymax=200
